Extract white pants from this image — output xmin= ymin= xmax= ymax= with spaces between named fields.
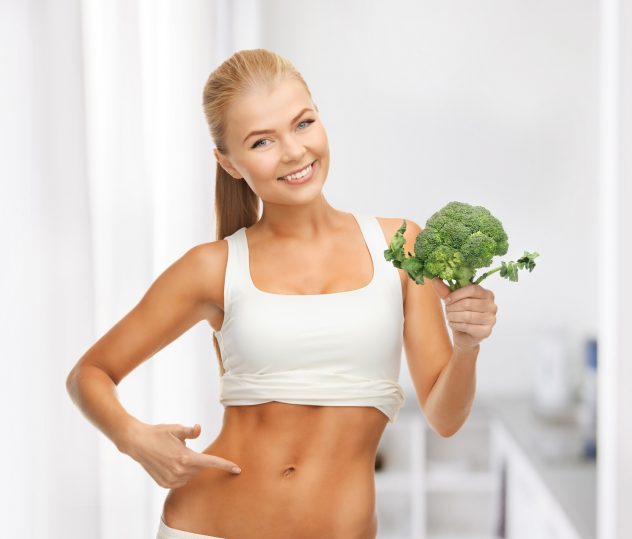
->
xmin=156 ymin=513 xmax=225 ymax=539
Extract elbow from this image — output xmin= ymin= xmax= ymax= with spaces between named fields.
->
xmin=430 ymin=419 xmax=464 ymax=438
xmin=66 ymin=367 xmax=79 ymax=397
xmin=436 ymin=426 xmax=459 ymax=438
xmin=66 ymin=364 xmax=89 ymax=397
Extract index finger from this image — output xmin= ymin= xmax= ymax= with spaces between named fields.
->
xmin=445 ymin=284 xmax=487 ymax=304
xmin=187 ymin=450 xmax=241 ymax=473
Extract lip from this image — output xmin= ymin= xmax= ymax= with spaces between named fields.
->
xmin=278 ymin=160 xmax=317 ymax=185
xmin=278 ymin=160 xmax=316 ymax=180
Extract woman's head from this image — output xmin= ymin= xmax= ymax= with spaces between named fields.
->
xmin=202 ymin=49 xmax=329 ymax=240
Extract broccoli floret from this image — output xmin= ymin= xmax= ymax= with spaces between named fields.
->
xmin=383 ymin=201 xmax=539 ymax=291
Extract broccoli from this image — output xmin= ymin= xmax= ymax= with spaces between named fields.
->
xmin=384 ymin=201 xmax=539 ymax=292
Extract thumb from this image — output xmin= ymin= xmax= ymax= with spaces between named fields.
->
xmin=431 ymin=277 xmax=451 ymax=301
xmin=182 ymin=424 xmax=201 ymax=439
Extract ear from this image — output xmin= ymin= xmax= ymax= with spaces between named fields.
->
xmin=213 ymin=148 xmax=242 ymax=180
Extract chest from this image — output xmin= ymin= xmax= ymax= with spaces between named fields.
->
xmin=249 ymin=236 xmax=374 ymax=296
xmin=246 ymin=218 xmax=407 ymax=300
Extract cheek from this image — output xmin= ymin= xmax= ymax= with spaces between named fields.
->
xmin=312 ymin=128 xmax=329 ymax=157
xmin=248 ymin=155 xmax=279 ymax=179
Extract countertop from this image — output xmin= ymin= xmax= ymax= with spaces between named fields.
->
xmin=482 ymin=396 xmax=596 ymax=539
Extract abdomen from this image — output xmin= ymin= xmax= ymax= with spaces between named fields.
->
xmin=162 ymin=402 xmax=387 ymax=539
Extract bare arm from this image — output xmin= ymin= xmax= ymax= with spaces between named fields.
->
xmin=66 ymin=364 xmax=145 ymax=453
xmin=395 ymin=217 xmax=477 ymax=436
xmin=66 ymin=242 xmax=224 ymax=454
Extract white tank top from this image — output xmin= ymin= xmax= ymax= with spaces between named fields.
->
xmin=213 ymin=212 xmax=406 ymax=423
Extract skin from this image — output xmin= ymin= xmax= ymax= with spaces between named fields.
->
xmin=67 ymin=77 xmax=498 ymax=539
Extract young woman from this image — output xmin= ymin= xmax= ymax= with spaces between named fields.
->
xmin=66 ymin=49 xmax=498 ymax=539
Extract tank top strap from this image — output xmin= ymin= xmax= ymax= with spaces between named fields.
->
xmin=351 ymin=212 xmax=391 ymax=279
xmin=222 ymin=226 xmax=250 ymax=305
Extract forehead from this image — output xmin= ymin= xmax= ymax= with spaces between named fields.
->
xmin=227 ymin=78 xmax=312 ymax=134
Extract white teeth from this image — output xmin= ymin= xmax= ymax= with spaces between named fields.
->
xmin=281 ymin=163 xmax=312 ymax=180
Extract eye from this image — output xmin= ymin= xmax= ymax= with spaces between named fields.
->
xmin=250 ymin=118 xmax=315 ymax=149
xmin=251 ymin=138 xmax=269 ymax=149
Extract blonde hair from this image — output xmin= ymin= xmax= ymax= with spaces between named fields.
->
xmin=202 ymin=48 xmax=318 ymax=241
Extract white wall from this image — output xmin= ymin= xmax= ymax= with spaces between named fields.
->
xmin=258 ymin=0 xmax=600 ymax=399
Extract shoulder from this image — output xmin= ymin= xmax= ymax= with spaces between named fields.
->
xmin=375 ymin=216 xmax=423 ymax=303
xmin=375 ymin=216 xmax=423 ymax=251
xmin=178 ymin=239 xmax=229 ymax=311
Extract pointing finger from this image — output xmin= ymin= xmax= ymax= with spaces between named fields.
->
xmin=188 ymin=451 xmax=242 ymax=474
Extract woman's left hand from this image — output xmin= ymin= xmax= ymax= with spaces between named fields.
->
xmin=431 ymin=278 xmax=498 ymax=351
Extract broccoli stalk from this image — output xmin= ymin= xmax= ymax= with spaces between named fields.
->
xmin=472 ymin=252 xmax=539 ymax=286
xmin=384 ymin=201 xmax=539 ymax=292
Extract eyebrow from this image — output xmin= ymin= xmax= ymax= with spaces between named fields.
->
xmin=243 ymin=107 xmax=314 ymax=144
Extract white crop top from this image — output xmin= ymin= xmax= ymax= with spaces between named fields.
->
xmin=213 ymin=212 xmax=406 ymax=423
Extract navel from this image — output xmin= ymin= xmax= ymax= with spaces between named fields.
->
xmin=281 ymin=465 xmax=296 ymax=478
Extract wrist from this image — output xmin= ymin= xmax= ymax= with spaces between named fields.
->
xmin=115 ymin=416 xmax=146 ymax=456
xmin=453 ymin=343 xmax=480 ymax=358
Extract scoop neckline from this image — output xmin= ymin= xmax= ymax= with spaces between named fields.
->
xmin=241 ymin=212 xmax=376 ymax=297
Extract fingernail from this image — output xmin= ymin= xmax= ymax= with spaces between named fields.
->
xmin=231 ymin=467 xmax=241 ymax=474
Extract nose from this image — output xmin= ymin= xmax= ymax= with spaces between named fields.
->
xmin=280 ymin=134 xmax=307 ymax=163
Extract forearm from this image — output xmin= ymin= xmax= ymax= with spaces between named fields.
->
xmin=424 ymin=344 xmax=479 ymax=437
xmin=66 ymin=365 xmax=144 ymax=454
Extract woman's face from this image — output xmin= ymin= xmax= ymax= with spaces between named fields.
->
xmin=214 ymin=78 xmax=330 ymax=204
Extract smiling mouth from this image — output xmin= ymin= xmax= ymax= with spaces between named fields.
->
xmin=277 ymin=160 xmax=317 ymax=180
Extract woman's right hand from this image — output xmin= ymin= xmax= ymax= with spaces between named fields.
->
xmin=123 ymin=422 xmax=242 ymax=488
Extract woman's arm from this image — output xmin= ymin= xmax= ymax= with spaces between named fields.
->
xmin=66 ymin=363 xmax=145 ymax=454
xmin=66 ymin=241 xmax=225 ymax=454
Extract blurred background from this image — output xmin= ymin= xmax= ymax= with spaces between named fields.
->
xmin=1 ymin=0 xmax=630 ymax=537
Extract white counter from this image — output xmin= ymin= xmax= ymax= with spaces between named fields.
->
xmin=485 ymin=396 xmax=596 ymax=539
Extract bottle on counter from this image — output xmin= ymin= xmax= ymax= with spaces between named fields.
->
xmin=531 ymin=326 xmax=573 ymax=420
xmin=577 ymin=337 xmax=597 ymax=460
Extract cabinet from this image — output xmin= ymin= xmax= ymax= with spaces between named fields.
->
xmin=375 ymin=412 xmax=424 ymax=539
xmin=424 ymin=405 xmax=498 ymax=539
xmin=491 ymin=415 xmax=584 ymax=539
xmin=374 ymin=397 xmax=592 ymax=539
xmin=375 ymin=402 xmax=498 ymax=539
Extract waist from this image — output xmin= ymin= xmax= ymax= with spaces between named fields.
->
xmin=163 ymin=403 xmax=385 ymax=538
xmin=216 ymin=401 xmax=388 ymax=462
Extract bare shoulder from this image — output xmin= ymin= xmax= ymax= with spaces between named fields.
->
xmin=186 ymin=239 xmax=228 ymax=314
xmin=375 ymin=215 xmax=423 ymax=253
xmin=375 ymin=216 xmax=424 ymax=303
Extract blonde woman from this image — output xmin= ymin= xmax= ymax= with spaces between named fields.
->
xmin=66 ymin=49 xmax=497 ymax=539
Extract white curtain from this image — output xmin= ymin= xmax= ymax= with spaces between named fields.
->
xmin=1 ymin=0 xmax=259 ymax=537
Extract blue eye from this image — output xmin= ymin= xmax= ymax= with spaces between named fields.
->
xmin=251 ymin=119 xmax=315 ymax=149
xmin=251 ymin=139 xmax=269 ymax=149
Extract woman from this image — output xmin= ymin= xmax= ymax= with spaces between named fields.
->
xmin=66 ymin=49 xmax=498 ymax=539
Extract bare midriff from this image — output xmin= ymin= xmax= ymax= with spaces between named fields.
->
xmin=161 ymin=401 xmax=389 ymax=539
